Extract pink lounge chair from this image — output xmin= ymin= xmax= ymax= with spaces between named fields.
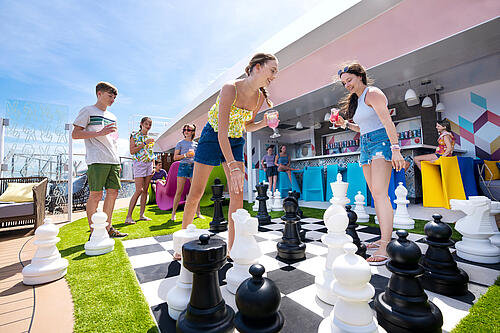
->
xmin=155 ymin=161 xmax=191 ymax=210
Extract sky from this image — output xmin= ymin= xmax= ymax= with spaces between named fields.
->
xmin=0 ymin=0 xmax=326 ymax=156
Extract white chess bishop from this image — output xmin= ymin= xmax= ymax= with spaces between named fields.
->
xmin=272 ymin=189 xmax=282 ymax=211
xmin=84 ymin=210 xmax=115 ymax=256
xmin=450 ymin=196 xmax=500 ymax=264
xmin=226 ymin=209 xmax=263 ymax=294
xmin=353 ymin=191 xmax=369 ymax=223
xmin=316 ymin=203 xmax=353 ymax=305
xmin=392 ymin=182 xmax=415 ymax=229
xmin=318 ymin=243 xmax=385 ymax=333
xmin=22 ymin=218 xmax=69 ymax=285
xmin=164 ymin=224 xmax=205 ymax=320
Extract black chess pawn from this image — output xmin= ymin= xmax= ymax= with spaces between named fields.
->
xmin=290 ymin=190 xmax=304 ymax=219
xmin=277 ymin=193 xmax=306 ymax=261
xmin=209 ymin=178 xmax=228 ymax=232
xmin=234 ymin=264 xmax=285 ymax=333
xmin=419 ymin=214 xmax=469 ymax=296
xmin=345 ymin=205 xmax=366 ymax=258
xmin=256 ymin=182 xmax=271 ymax=225
xmin=177 ymin=234 xmax=234 ymax=333
xmin=374 ymin=230 xmax=443 ymax=333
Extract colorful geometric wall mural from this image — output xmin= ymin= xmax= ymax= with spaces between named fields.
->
xmin=448 ymin=92 xmax=500 ymax=160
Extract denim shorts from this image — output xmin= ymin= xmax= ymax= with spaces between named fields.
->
xmin=266 ymin=166 xmax=278 ymax=178
xmin=359 ymin=128 xmax=392 ymax=166
xmin=194 ymin=122 xmax=245 ymax=166
xmin=178 ymin=162 xmax=194 ymax=178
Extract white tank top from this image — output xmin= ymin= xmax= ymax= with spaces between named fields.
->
xmin=352 ymin=86 xmax=387 ymax=135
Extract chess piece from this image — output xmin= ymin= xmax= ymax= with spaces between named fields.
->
xmin=84 ymin=209 xmax=115 ymax=256
xmin=22 ymin=218 xmax=69 ymax=285
xmin=226 ymin=209 xmax=263 ymax=294
xmin=354 ymin=191 xmax=369 ymax=223
xmin=256 ymin=182 xmax=271 ymax=225
xmin=374 ymin=230 xmax=443 ymax=333
xmin=316 ymin=203 xmax=352 ymax=305
xmin=277 ymin=193 xmax=306 ymax=261
xmin=209 ymin=178 xmax=228 ymax=232
xmin=318 ymin=243 xmax=382 ymax=333
xmin=488 ymin=201 xmax=500 ymax=247
xmin=419 ymin=214 xmax=469 ymax=296
xmin=177 ymin=234 xmax=234 ymax=332
xmin=450 ymin=196 xmax=500 ymax=264
xmin=346 ymin=205 xmax=366 ymax=258
xmin=330 ymin=173 xmax=350 ymax=208
xmin=234 ymin=264 xmax=284 ymax=333
xmin=252 ymin=191 xmax=259 ymax=212
xmin=392 ymin=182 xmax=415 ymax=229
xmin=271 ymin=189 xmax=282 ymax=211
xmin=165 ymin=224 xmax=205 ymax=320
xmin=290 ymin=190 xmax=304 ymax=219
xmin=267 ymin=188 xmax=273 ymax=212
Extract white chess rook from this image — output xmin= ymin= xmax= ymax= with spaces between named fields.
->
xmin=316 ymin=203 xmax=353 ymax=305
xmin=450 ymin=196 xmax=500 ymax=264
xmin=84 ymin=210 xmax=115 ymax=256
xmin=226 ymin=209 xmax=263 ymax=294
xmin=353 ymin=191 xmax=369 ymax=223
xmin=22 ymin=218 xmax=69 ymax=285
xmin=318 ymin=243 xmax=384 ymax=333
xmin=272 ymin=189 xmax=282 ymax=211
xmin=392 ymin=182 xmax=415 ymax=229
xmin=165 ymin=224 xmax=205 ymax=320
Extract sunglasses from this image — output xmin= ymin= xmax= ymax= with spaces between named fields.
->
xmin=183 ymin=128 xmax=194 ymax=132
xmin=338 ymin=66 xmax=349 ymax=77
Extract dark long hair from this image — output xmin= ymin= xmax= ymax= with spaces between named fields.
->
xmin=437 ymin=119 xmax=452 ymax=132
xmin=245 ymin=53 xmax=277 ymax=108
xmin=139 ymin=117 xmax=152 ymax=131
xmin=337 ymin=63 xmax=372 ymax=120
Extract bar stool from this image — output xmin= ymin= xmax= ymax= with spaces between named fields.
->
xmin=302 ymin=166 xmax=325 ymax=201
xmin=325 ymin=164 xmax=339 ymax=202
xmin=278 ymin=171 xmax=292 ymax=197
xmin=457 ymin=156 xmax=478 ymax=198
xmin=422 ymin=156 xmax=466 ymax=209
xmin=346 ymin=162 xmax=367 ymax=205
xmin=291 ymin=168 xmax=304 ymax=195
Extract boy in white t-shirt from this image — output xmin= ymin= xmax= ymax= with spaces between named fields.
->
xmin=72 ymin=82 xmax=127 ymax=237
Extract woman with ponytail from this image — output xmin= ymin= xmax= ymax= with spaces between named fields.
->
xmin=334 ymin=63 xmax=405 ymax=265
xmin=176 ymin=53 xmax=279 ymax=258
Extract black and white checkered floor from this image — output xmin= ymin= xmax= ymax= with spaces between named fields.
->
xmin=123 ymin=215 xmax=499 ymax=333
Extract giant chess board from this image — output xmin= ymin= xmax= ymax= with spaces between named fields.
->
xmin=123 ymin=216 xmax=499 ymax=333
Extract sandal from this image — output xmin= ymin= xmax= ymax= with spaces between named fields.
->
xmin=365 ymin=240 xmax=381 ymax=249
xmin=173 ymin=252 xmax=181 ymax=261
xmin=108 ymin=227 xmax=128 ymax=238
xmin=367 ymin=254 xmax=389 ymax=266
xmin=196 ymin=214 xmax=205 ymax=220
xmin=139 ymin=216 xmax=152 ymax=221
xmin=125 ymin=218 xmax=136 ymax=225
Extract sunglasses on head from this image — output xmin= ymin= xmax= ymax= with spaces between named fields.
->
xmin=338 ymin=66 xmax=349 ymax=77
xmin=183 ymin=128 xmax=194 ymax=132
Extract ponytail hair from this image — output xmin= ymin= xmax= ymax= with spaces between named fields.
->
xmin=336 ymin=63 xmax=372 ymax=120
xmin=437 ymin=119 xmax=452 ymax=132
xmin=139 ymin=116 xmax=152 ymax=131
xmin=245 ymin=53 xmax=277 ymax=108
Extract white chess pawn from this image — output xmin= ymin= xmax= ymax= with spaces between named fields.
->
xmin=316 ymin=203 xmax=353 ymax=305
xmin=318 ymin=243 xmax=384 ymax=333
xmin=226 ymin=209 xmax=263 ymax=294
xmin=84 ymin=209 xmax=115 ymax=256
xmin=22 ymin=218 xmax=69 ymax=285
xmin=451 ymin=196 xmax=500 ymax=264
xmin=393 ymin=182 xmax=415 ymax=229
xmin=165 ymin=224 xmax=205 ymax=320
xmin=266 ymin=189 xmax=273 ymax=212
xmin=354 ymin=191 xmax=370 ymax=223
xmin=272 ymin=189 xmax=282 ymax=211
xmin=252 ymin=191 xmax=259 ymax=212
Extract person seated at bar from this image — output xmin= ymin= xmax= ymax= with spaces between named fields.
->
xmin=150 ymin=159 xmax=167 ymax=193
xmin=276 ymin=145 xmax=298 ymax=183
xmin=413 ymin=119 xmax=455 ymax=170
xmin=262 ymin=145 xmax=278 ymax=193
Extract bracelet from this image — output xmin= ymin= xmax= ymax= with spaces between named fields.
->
xmin=227 ymin=160 xmax=237 ymax=167
xmin=390 ymin=144 xmax=401 ymax=150
xmin=230 ymin=167 xmax=241 ymax=173
xmin=341 ymin=122 xmax=347 ymax=129
xmin=183 ymin=153 xmax=187 ymax=158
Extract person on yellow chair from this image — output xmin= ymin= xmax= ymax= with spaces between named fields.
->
xmin=414 ymin=119 xmax=455 ymax=170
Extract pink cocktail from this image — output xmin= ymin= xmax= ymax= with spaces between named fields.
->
xmin=329 ymin=108 xmax=340 ymax=123
xmin=266 ymin=110 xmax=281 ymax=138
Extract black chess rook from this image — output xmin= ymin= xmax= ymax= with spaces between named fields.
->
xmin=277 ymin=193 xmax=306 ymax=261
xmin=256 ymin=182 xmax=271 ymax=225
xmin=374 ymin=230 xmax=443 ymax=333
xmin=345 ymin=205 xmax=366 ymax=258
xmin=176 ymin=234 xmax=234 ymax=333
xmin=234 ymin=264 xmax=285 ymax=333
xmin=209 ymin=178 xmax=228 ymax=232
xmin=419 ymin=214 xmax=469 ymax=296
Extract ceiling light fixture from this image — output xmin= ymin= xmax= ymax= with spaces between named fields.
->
xmin=296 ymin=121 xmax=303 ymax=130
xmin=405 ymin=81 xmax=419 ymax=107
xmin=421 ymin=79 xmax=433 ymax=108
xmin=435 ymin=85 xmax=445 ymax=112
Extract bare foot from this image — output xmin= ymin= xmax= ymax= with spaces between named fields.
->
xmin=196 ymin=213 xmax=205 ymax=219
xmin=124 ymin=217 xmax=136 ymax=225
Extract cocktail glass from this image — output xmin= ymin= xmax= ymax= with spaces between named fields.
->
xmin=267 ymin=110 xmax=281 ymax=138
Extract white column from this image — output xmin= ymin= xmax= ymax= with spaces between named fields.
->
xmin=66 ymin=124 xmax=73 ymax=222
xmin=0 ymin=118 xmax=8 ymax=178
xmin=246 ymin=131 xmax=253 ymax=203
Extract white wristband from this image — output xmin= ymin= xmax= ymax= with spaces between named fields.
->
xmin=390 ymin=144 xmax=401 ymax=150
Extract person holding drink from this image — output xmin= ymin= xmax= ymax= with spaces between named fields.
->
xmin=334 ymin=63 xmax=405 ymax=265
xmin=171 ymin=124 xmax=203 ymax=223
xmin=177 ymin=53 xmax=279 ymax=258
xmin=125 ymin=117 xmax=156 ymax=224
